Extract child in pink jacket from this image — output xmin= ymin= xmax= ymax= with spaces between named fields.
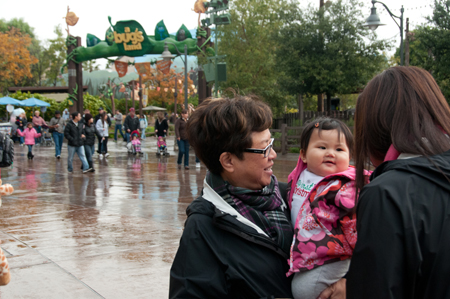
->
xmin=17 ymin=123 xmax=41 ymax=160
xmin=286 ymin=118 xmax=371 ymax=299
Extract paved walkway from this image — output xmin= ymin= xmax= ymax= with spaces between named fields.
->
xmin=0 ymin=137 xmax=299 ymax=298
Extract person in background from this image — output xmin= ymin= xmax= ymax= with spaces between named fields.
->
xmin=62 ymin=108 xmax=70 ymax=121
xmin=139 ymin=114 xmax=148 ymax=140
xmin=94 ymin=107 xmax=111 ymax=153
xmin=155 ymin=111 xmax=168 ymax=138
xmin=48 ymin=110 xmax=66 ymax=159
xmin=82 ymin=114 xmax=100 ymax=172
xmin=15 ymin=112 xmax=27 ymax=146
xmin=64 ymin=111 xmax=91 ymax=173
xmin=123 ymin=108 xmax=140 ymax=143
xmin=17 ymin=122 xmax=41 ymax=160
xmin=80 ymin=109 xmax=90 ymax=126
xmin=32 ymin=110 xmax=47 ymax=145
xmin=175 ymin=109 xmax=190 ymax=169
xmin=96 ymin=112 xmax=110 ymax=159
xmin=114 ymin=110 xmax=124 ymax=142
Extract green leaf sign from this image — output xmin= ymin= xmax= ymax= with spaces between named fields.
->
xmin=112 ymin=19 xmax=152 ymax=56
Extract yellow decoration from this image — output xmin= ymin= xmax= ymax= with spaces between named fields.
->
xmin=63 ymin=6 xmax=79 ymax=35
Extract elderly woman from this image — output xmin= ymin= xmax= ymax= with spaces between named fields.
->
xmin=342 ymin=66 xmax=450 ymax=298
xmin=169 ymin=95 xmax=293 ymax=298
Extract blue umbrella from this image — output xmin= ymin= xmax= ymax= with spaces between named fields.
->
xmin=20 ymin=97 xmax=50 ymax=107
xmin=0 ymin=96 xmax=23 ymax=106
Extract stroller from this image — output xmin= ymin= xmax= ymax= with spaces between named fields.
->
xmin=156 ymin=136 xmax=169 ymax=156
xmin=41 ymin=127 xmax=54 ymax=147
xmin=127 ymin=130 xmax=143 ymax=155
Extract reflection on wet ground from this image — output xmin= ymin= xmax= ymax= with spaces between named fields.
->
xmin=0 ymin=137 xmax=298 ymax=298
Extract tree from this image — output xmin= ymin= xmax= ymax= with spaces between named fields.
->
xmin=0 ymin=27 xmax=38 ymax=93
xmin=216 ymin=0 xmax=297 ymax=114
xmin=45 ymin=25 xmax=67 ymax=86
xmin=83 ymin=60 xmax=100 ymax=72
xmin=399 ymin=0 xmax=450 ymax=101
xmin=275 ymin=0 xmax=390 ymax=111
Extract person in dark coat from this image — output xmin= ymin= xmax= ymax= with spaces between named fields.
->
xmin=154 ymin=111 xmax=168 ymax=138
xmin=169 ymin=96 xmax=293 ymax=298
xmin=64 ymin=111 xmax=91 ymax=173
xmin=82 ymin=114 xmax=101 ymax=172
xmin=123 ymin=108 xmax=140 ymax=142
xmin=15 ymin=112 xmax=27 ymax=146
xmin=342 ymin=66 xmax=450 ymax=299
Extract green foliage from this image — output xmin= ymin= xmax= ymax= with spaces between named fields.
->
xmin=217 ymin=0 xmax=297 ymax=114
xmin=8 ymin=91 xmax=59 ymax=121
xmin=45 ymin=25 xmax=67 ymax=87
xmin=396 ymin=0 xmax=450 ymax=102
xmin=275 ymin=0 xmax=391 ymax=105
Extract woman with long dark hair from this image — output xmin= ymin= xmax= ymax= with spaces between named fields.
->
xmin=346 ymin=66 xmax=450 ymax=298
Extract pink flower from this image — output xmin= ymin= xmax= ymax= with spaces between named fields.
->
xmin=313 ymin=201 xmax=340 ymax=231
xmin=341 ymin=215 xmax=357 ymax=248
xmin=327 ymin=235 xmax=353 ymax=257
xmin=334 ymin=181 xmax=356 ymax=209
xmin=297 ymin=242 xmax=329 ymax=270
xmin=296 ymin=203 xmax=326 ymax=242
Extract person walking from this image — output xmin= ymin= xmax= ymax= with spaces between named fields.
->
xmin=17 ymin=122 xmax=41 ymax=160
xmin=82 ymin=114 xmax=100 ymax=172
xmin=155 ymin=111 xmax=168 ymax=138
xmin=48 ymin=110 xmax=66 ymax=159
xmin=64 ymin=111 xmax=91 ymax=173
xmin=139 ymin=114 xmax=148 ymax=140
xmin=62 ymin=109 xmax=70 ymax=121
xmin=123 ymin=108 xmax=140 ymax=143
xmin=175 ymin=109 xmax=190 ymax=169
xmin=114 ymin=110 xmax=124 ymax=142
xmin=32 ymin=111 xmax=47 ymax=145
xmin=94 ymin=107 xmax=111 ymax=154
xmin=96 ymin=112 xmax=110 ymax=159
xmin=15 ymin=112 xmax=27 ymax=146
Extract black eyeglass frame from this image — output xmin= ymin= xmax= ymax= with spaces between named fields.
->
xmin=244 ymin=138 xmax=274 ymax=158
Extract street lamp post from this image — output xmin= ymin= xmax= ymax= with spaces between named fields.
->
xmin=160 ymin=42 xmax=189 ymax=110
xmin=364 ymin=0 xmax=404 ymax=66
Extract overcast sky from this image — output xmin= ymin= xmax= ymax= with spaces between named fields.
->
xmin=0 ymin=0 xmax=436 ymax=58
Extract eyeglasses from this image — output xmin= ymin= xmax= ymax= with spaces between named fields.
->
xmin=244 ymin=138 xmax=274 ymax=158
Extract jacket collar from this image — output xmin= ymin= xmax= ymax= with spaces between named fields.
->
xmin=202 ymin=178 xmax=269 ymax=237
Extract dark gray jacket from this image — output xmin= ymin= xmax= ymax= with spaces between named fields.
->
xmin=82 ymin=124 xmax=101 ymax=146
xmin=64 ymin=120 xmax=84 ymax=147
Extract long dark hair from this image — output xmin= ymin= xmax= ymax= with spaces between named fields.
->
xmin=354 ymin=66 xmax=450 ymax=192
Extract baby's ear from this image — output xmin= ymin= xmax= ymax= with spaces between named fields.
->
xmin=300 ymin=149 xmax=307 ymax=163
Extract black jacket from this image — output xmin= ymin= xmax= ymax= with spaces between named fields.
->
xmin=154 ymin=119 xmax=168 ymax=137
xmin=123 ymin=115 xmax=139 ymax=132
xmin=347 ymin=151 xmax=450 ymax=299
xmin=82 ymin=124 xmax=101 ymax=146
xmin=15 ymin=117 xmax=27 ymax=130
xmin=169 ymin=182 xmax=292 ymax=299
xmin=64 ymin=120 xmax=84 ymax=147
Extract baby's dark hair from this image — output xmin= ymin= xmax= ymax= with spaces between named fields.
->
xmin=300 ymin=117 xmax=353 ymax=157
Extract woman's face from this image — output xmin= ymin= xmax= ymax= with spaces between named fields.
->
xmin=89 ymin=118 xmax=93 ymax=125
xmin=229 ymin=129 xmax=276 ymax=190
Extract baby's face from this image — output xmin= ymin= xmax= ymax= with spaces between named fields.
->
xmin=301 ymin=129 xmax=350 ymax=177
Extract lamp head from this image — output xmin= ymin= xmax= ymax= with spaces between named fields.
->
xmin=160 ymin=43 xmax=175 ymax=61
xmin=363 ymin=5 xmax=385 ymax=31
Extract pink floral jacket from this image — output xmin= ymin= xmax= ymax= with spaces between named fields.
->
xmin=286 ymin=156 xmax=371 ymax=276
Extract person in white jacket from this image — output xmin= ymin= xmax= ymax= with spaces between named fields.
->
xmin=96 ymin=112 xmax=109 ymax=158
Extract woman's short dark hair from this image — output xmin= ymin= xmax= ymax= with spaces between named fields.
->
xmin=187 ymin=95 xmax=272 ymax=175
xmin=300 ymin=117 xmax=353 ymax=157
xmin=354 ymin=66 xmax=450 ymax=192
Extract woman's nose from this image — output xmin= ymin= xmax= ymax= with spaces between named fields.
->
xmin=269 ymin=147 xmax=277 ymax=160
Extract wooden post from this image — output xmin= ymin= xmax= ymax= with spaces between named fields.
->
xmin=76 ymin=37 xmax=83 ymax=113
xmin=132 ymin=81 xmax=135 ymax=109
xmin=139 ymin=75 xmax=143 ymax=117
xmin=298 ymin=94 xmax=304 ymax=126
xmin=67 ymin=35 xmax=77 ymax=114
xmin=281 ymin=123 xmax=287 ymax=155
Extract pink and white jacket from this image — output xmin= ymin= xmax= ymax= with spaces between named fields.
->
xmin=286 ymin=155 xmax=371 ymax=276
xmin=17 ymin=128 xmax=41 ymax=145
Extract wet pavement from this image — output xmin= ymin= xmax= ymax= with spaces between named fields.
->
xmin=0 ymin=137 xmax=299 ymax=298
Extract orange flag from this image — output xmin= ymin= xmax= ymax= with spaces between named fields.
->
xmin=157 ymin=60 xmax=172 ymax=74
xmin=115 ymin=60 xmax=128 ymax=78
xmin=135 ymin=62 xmax=152 ymax=79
